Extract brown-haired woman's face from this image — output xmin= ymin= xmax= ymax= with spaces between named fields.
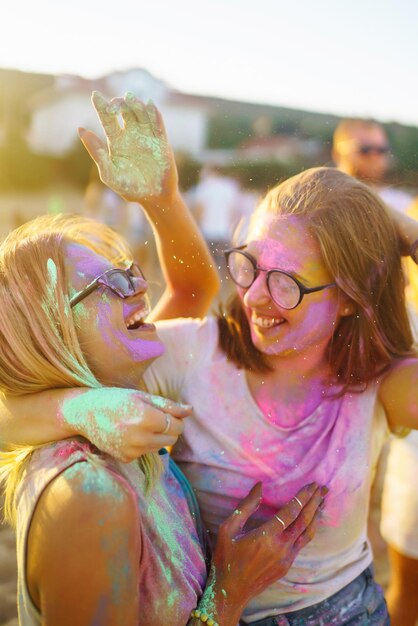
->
xmin=239 ymin=214 xmax=349 ymax=362
xmin=66 ymin=244 xmax=165 ymax=387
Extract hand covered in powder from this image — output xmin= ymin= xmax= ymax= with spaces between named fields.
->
xmin=78 ymin=91 xmax=178 ymax=203
xmin=201 ymin=482 xmax=327 ymax=620
xmin=59 ymin=388 xmax=191 ymax=462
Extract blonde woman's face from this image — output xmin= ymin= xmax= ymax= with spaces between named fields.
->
xmin=239 ymin=214 xmax=348 ymax=361
xmin=66 ymin=244 xmax=164 ymax=387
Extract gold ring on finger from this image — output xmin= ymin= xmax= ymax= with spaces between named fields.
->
xmin=161 ymin=414 xmax=171 ymax=435
xmin=274 ymin=514 xmax=286 ymax=530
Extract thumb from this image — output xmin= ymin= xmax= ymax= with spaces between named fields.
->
xmin=78 ymin=128 xmax=111 ymax=181
xmin=226 ymin=482 xmax=263 ymax=536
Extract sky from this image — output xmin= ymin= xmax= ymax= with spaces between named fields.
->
xmin=2 ymin=0 xmax=418 ymax=126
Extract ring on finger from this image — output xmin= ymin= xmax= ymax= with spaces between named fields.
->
xmin=161 ymin=414 xmax=171 ymax=435
xmin=274 ymin=514 xmax=286 ymax=530
xmin=293 ymin=496 xmax=303 ymax=509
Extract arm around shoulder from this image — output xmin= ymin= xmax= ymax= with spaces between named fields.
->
xmin=27 ymin=461 xmax=140 ymax=626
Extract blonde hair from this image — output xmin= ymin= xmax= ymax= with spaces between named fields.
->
xmin=218 ymin=167 xmax=414 ymax=389
xmin=0 ymin=214 xmax=160 ymax=525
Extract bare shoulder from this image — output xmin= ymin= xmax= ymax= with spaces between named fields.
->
xmin=27 ymin=460 xmax=140 ymax=625
xmin=379 ymin=357 xmax=418 ymax=396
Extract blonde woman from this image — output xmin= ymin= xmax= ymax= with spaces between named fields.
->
xmin=3 ymin=93 xmax=418 ymax=624
xmin=0 ymin=214 xmax=325 ymax=626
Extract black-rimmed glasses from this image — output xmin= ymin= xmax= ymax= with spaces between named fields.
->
xmin=70 ymin=262 xmax=145 ymax=308
xmin=224 ymin=247 xmax=336 ymax=310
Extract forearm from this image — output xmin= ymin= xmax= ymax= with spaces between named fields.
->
xmin=0 ymin=389 xmax=81 ymax=445
xmin=142 ymin=191 xmax=220 ymax=320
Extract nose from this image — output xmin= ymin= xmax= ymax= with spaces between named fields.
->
xmin=242 ymin=271 xmax=271 ymax=308
xmin=132 ymin=275 xmax=148 ymax=296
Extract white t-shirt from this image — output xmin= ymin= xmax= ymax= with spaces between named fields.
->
xmin=145 ymin=317 xmax=390 ymax=620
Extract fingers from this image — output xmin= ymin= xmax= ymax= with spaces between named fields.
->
xmin=153 ymin=411 xmax=186 ymax=438
xmin=78 ymin=128 xmax=111 ymax=180
xmin=270 ymin=482 xmax=321 ymax=531
xmin=123 ymin=92 xmax=166 ymax=137
xmin=145 ymin=100 xmax=166 ymax=137
xmin=292 ymin=509 xmax=321 ymax=552
xmin=92 ymin=91 xmax=122 ymax=139
xmin=286 ymin=485 xmax=326 ymax=538
xmin=124 ymin=92 xmax=149 ymax=124
xmin=135 ymin=390 xmax=192 ymax=418
xmin=223 ymin=482 xmax=263 ymax=536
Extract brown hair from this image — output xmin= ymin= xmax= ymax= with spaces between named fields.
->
xmin=218 ymin=167 xmax=414 ymax=391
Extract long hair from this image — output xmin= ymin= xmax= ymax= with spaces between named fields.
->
xmin=0 ymin=214 xmax=161 ymax=526
xmin=218 ymin=167 xmax=414 ymax=389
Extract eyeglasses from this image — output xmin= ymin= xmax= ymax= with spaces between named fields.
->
xmin=358 ymin=145 xmax=390 ymax=156
xmin=70 ymin=262 xmax=146 ymax=308
xmin=225 ymin=247 xmax=336 ymax=310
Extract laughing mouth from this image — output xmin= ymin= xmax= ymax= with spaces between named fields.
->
xmin=252 ymin=314 xmax=286 ymax=329
xmin=125 ymin=305 xmax=151 ymax=330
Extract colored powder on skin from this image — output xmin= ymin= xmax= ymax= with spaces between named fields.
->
xmin=93 ymin=90 xmax=169 ymax=198
xmin=91 ymin=595 xmax=111 ymax=626
xmin=198 ymin=565 xmax=217 ymax=615
xmin=64 ymin=462 xmax=126 ymax=502
xmin=101 ymin=529 xmax=132 ymax=606
xmin=113 ymin=328 xmax=165 ymax=362
xmin=61 ymin=388 xmax=143 ymax=456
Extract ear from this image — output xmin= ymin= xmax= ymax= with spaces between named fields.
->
xmin=339 ymin=299 xmax=356 ymax=317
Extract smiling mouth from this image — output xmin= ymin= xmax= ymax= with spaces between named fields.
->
xmin=252 ymin=314 xmax=286 ymax=329
xmin=125 ymin=306 xmax=151 ymax=330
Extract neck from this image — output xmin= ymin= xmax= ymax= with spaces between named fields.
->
xmin=266 ymin=339 xmax=331 ymax=381
xmin=246 ymin=345 xmax=333 ymax=425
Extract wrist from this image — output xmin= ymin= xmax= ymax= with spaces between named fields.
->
xmin=196 ymin=566 xmax=246 ymax=626
xmin=139 ymin=189 xmax=182 ymax=213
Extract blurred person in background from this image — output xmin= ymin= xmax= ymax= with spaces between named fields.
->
xmin=379 ymin=197 xmax=418 ymax=626
xmin=83 ymin=164 xmax=153 ymax=279
xmin=190 ymin=164 xmax=243 ymax=279
xmin=332 ymin=118 xmax=413 ymax=213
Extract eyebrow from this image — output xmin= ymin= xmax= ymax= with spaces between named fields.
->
xmin=240 ymin=244 xmax=310 ymax=284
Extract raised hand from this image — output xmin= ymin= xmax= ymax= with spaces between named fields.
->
xmin=58 ymin=388 xmax=192 ymax=462
xmin=78 ymin=91 xmax=178 ymax=203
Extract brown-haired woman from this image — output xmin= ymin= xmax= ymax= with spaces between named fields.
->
xmin=3 ymin=93 xmax=418 ymax=624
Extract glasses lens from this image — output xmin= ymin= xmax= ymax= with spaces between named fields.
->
xmin=107 ymin=270 xmax=135 ymax=296
xmin=227 ymin=251 xmax=255 ymax=288
xmin=268 ymin=271 xmax=301 ymax=309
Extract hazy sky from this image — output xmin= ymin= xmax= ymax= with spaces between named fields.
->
xmin=2 ymin=0 xmax=418 ymax=126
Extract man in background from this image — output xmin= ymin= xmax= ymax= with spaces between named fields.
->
xmin=332 ymin=118 xmax=413 ymax=213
